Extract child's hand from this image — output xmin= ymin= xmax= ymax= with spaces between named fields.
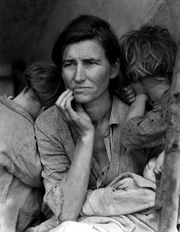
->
xmin=119 ymin=85 xmax=136 ymax=104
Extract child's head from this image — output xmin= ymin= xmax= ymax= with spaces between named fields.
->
xmin=120 ymin=25 xmax=177 ymax=84
xmin=24 ymin=62 xmax=65 ymax=110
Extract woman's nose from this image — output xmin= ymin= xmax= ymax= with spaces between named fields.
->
xmin=74 ymin=65 xmax=85 ymax=82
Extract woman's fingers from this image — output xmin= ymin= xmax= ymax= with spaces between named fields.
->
xmin=64 ymin=96 xmax=79 ymax=121
xmin=56 ymin=89 xmax=72 ymax=108
xmin=55 ymin=89 xmax=75 ymax=121
xmin=56 ymin=90 xmax=88 ymax=122
xmin=55 ymin=89 xmax=94 ymax=136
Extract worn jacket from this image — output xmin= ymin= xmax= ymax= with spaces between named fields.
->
xmin=35 ymin=96 xmax=152 ymax=219
xmin=0 ymin=96 xmax=43 ymax=232
xmin=122 ymin=89 xmax=170 ymax=150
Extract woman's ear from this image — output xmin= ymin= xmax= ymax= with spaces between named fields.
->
xmin=110 ymin=59 xmax=120 ymax=79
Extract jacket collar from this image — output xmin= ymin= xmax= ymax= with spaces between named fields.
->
xmin=0 ymin=95 xmax=35 ymax=124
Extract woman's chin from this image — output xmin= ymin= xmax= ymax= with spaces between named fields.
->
xmin=74 ymin=95 xmax=92 ymax=104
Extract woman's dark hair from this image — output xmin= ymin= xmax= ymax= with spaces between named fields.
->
xmin=24 ymin=62 xmax=65 ymax=109
xmin=120 ymin=25 xmax=178 ymax=83
xmin=52 ymin=14 xmax=123 ymax=93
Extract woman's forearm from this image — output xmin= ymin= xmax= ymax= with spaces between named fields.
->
xmin=59 ymin=131 xmax=95 ymax=222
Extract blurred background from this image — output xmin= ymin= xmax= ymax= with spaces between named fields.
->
xmin=1 ymin=0 xmax=180 ymax=97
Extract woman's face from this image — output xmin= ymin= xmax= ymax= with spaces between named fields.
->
xmin=61 ymin=39 xmax=118 ymax=104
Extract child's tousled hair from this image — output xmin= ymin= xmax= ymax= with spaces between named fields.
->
xmin=24 ymin=62 xmax=65 ymax=109
xmin=120 ymin=25 xmax=178 ymax=83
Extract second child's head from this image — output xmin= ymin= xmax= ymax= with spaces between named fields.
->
xmin=120 ymin=25 xmax=177 ymax=85
xmin=24 ymin=62 xmax=65 ymax=110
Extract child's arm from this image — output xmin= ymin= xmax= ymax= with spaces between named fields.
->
xmin=125 ymin=94 xmax=148 ymax=123
xmin=122 ymin=79 xmax=169 ymax=149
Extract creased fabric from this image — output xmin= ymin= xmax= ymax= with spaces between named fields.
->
xmin=81 ymin=172 xmax=155 ymax=217
xmin=49 ymin=172 xmax=157 ymax=232
xmin=0 ymin=96 xmax=43 ymax=232
xmin=122 ymin=89 xmax=170 ymax=150
xmin=35 ymin=96 xmax=152 ymax=219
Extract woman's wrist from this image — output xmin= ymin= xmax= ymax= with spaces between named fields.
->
xmin=76 ymin=126 xmax=95 ymax=142
xmin=82 ymin=129 xmax=95 ymax=141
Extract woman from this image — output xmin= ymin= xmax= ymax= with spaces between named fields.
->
xmin=35 ymin=15 xmax=153 ymax=230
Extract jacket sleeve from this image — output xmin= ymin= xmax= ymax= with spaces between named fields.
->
xmin=0 ymin=149 xmax=43 ymax=188
xmin=122 ymin=106 xmax=167 ymax=149
xmin=0 ymin=121 xmax=43 ymax=188
xmin=35 ymin=111 xmax=71 ymax=218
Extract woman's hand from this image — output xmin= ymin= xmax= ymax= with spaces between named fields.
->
xmin=55 ymin=89 xmax=95 ymax=221
xmin=56 ymin=89 xmax=95 ymax=137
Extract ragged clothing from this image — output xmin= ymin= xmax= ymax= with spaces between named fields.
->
xmin=49 ymin=172 xmax=157 ymax=232
xmin=81 ymin=172 xmax=156 ymax=217
xmin=35 ymin=95 xmax=153 ymax=219
xmin=122 ymin=89 xmax=170 ymax=150
xmin=0 ymin=96 xmax=43 ymax=232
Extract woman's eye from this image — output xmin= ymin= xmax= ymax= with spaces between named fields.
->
xmin=63 ymin=63 xmax=76 ymax=68
xmin=84 ymin=61 xmax=97 ymax=66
